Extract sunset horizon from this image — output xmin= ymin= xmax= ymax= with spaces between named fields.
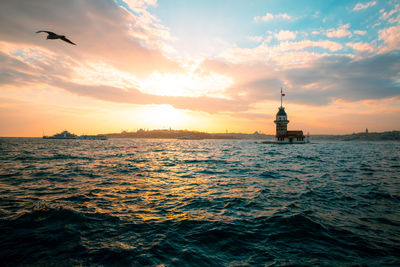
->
xmin=1 ymin=0 xmax=399 ymax=136
xmin=6 ymin=123 xmax=400 ymax=138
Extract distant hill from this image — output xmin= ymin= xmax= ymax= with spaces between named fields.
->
xmin=311 ymin=131 xmax=400 ymax=141
xmin=105 ymin=129 xmax=274 ymax=140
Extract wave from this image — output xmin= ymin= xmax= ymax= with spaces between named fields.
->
xmin=1 ymin=205 xmax=399 ymax=266
xmin=14 ymin=154 xmax=93 ymax=161
xmin=1 ymin=138 xmax=400 ymax=265
xmin=260 ymin=170 xmax=278 ymax=178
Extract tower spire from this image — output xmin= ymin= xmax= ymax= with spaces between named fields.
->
xmin=281 ymin=88 xmax=283 ymax=108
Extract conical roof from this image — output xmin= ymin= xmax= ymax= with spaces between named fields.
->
xmin=277 ymin=107 xmax=287 ymax=116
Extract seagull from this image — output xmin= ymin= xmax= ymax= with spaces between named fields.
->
xmin=36 ymin=30 xmax=76 ymax=45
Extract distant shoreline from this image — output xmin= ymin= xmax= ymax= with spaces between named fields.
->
xmin=1 ymin=130 xmax=399 ymax=141
xmin=310 ymin=131 xmax=400 ymax=141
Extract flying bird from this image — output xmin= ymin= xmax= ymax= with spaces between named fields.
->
xmin=36 ymin=31 xmax=76 ymax=45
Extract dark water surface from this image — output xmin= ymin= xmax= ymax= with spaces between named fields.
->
xmin=0 ymin=138 xmax=399 ymax=266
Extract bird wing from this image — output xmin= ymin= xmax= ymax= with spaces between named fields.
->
xmin=60 ymin=36 xmax=76 ymax=45
xmin=36 ymin=30 xmax=55 ymax=35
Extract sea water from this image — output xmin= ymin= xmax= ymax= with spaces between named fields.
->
xmin=0 ymin=138 xmax=399 ymax=265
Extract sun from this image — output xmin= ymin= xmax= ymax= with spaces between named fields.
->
xmin=139 ymin=105 xmax=187 ymax=129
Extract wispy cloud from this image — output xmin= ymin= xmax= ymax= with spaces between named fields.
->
xmin=218 ymin=38 xmax=343 ymax=66
xmin=326 ymin=24 xmax=352 ymax=38
xmin=274 ymin=30 xmax=296 ymax=41
xmin=354 ymin=30 xmax=367 ymax=35
xmin=379 ymin=4 xmax=400 ymax=24
xmin=254 ymin=13 xmax=291 ymax=23
xmin=247 ymin=35 xmax=263 ymax=43
xmin=353 ymin=1 xmax=376 ymax=11
xmin=278 ymin=40 xmax=343 ymax=52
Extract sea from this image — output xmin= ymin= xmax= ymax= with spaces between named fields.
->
xmin=0 ymin=138 xmax=399 ymax=266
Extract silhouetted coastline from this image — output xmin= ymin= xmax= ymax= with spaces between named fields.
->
xmin=101 ymin=129 xmax=400 ymax=141
xmin=311 ymin=130 xmax=400 ymax=141
xmin=104 ymin=129 xmax=274 ymax=140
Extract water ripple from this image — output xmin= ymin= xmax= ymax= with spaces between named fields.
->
xmin=0 ymin=138 xmax=399 ymax=265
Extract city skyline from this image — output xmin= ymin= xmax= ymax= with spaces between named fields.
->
xmin=1 ymin=0 xmax=399 ymax=136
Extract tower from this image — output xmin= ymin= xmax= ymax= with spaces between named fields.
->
xmin=274 ymin=107 xmax=289 ymax=137
xmin=274 ymin=88 xmax=289 ymax=138
xmin=272 ymin=88 xmax=305 ymax=143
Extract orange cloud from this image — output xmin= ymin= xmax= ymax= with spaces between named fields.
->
xmin=378 ymin=25 xmax=400 ymax=53
xmin=346 ymin=42 xmax=375 ymax=53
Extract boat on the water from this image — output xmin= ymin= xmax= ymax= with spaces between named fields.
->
xmin=43 ymin=131 xmax=107 ymax=140
xmin=43 ymin=130 xmax=78 ymax=139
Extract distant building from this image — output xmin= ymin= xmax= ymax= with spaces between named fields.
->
xmin=274 ymin=89 xmax=305 ymax=144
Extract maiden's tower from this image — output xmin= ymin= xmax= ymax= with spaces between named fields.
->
xmin=274 ymin=89 xmax=305 ymax=144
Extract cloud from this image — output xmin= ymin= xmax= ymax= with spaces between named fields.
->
xmin=274 ymin=30 xmax=296 ymax=41
xmin=0 ymin=47 xmax=245 ymax=113
xmin=378 ymin=25 xmax=400 ymax=52
xmin=254 ymin=13 xmax=291 ymax=23
xmin=284 ymin=53 xmax=400 ymax=104
xmin=219 ymin=39 xmax=343 ymax=65
xmin=247 ymin=36 xmax=263 ymax=43
xmin=353 ymin=1 xmax=376 ymax=11
xmin=51 ymin=79 xmax=248 ymax=113
xmin=0 ymin=0 xmax=180 ymax=77
xmin=379 ymin=4 xmax=400 ymax=24
xmin=0 ymin=50 xmax=49 ymax=87
xmin=326 ymin=24 xmax=352 ymax=38
xmin=1 ymin=0 xmax=399 ymax=118
xmin=122 ymin=0 xmax=177 ymax=54
xmin=124 ymin=0 xmax=158 ymax=12
xmin=354 ymin=30 xmax=367 ymax=35
xmin=278 ymin=40 xmax=342 ymax=52
xmin=346 ymin=42 xmax=375 ymax=53
xmin=201 ymin=52 xmax=400 ymax=107
xmin=8 ymin=35 xmax=396 ymax=111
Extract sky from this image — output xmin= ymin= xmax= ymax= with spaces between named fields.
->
xmin=0 ymin=0 xmax=399 ymax=136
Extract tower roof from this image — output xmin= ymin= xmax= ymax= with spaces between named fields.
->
xmin=276 ymin=107 xmax=287 ymax=116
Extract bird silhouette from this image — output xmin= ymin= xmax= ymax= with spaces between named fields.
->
xmin=36 ymin=31 xmax=76 ymax=45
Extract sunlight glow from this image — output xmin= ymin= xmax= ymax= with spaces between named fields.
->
xmin=138 ymin=105 xmax=188 ymax=129
xmin=71 ymin=61 xmax=233 ymax=99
